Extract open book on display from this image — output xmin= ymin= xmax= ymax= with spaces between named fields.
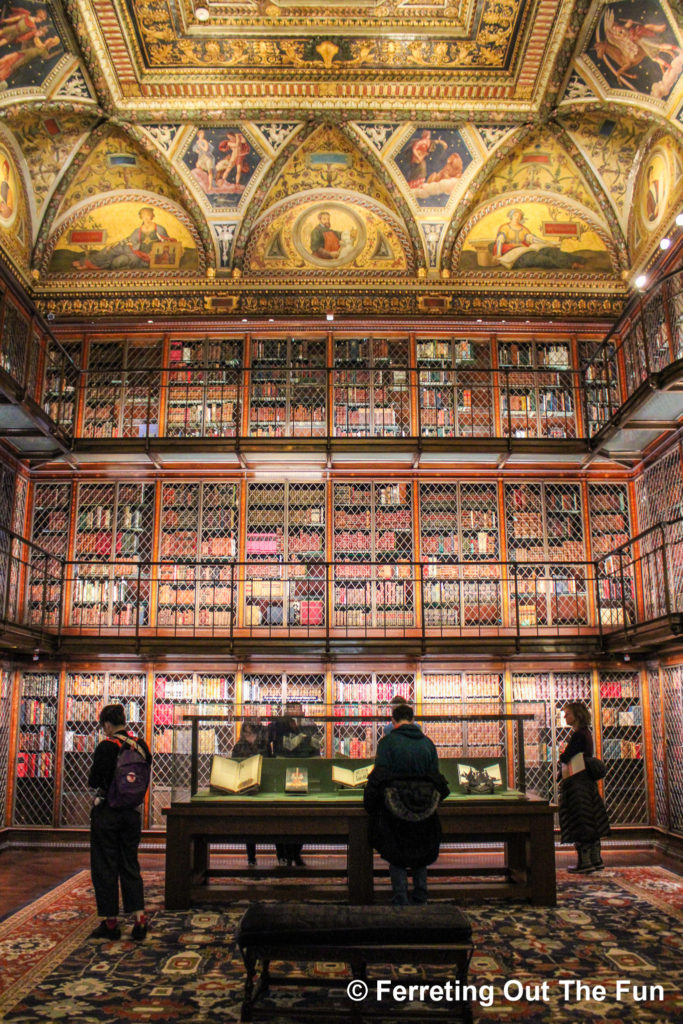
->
xmin=209 ymin=754 xmax=262 ymax=794
xmin=331 ymin=764 xmax=373 ymax=788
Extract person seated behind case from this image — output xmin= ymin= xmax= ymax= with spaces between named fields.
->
xmin=231 ymin=719 xmax=269 ymax=867
xmin=267 ymin=701 xmax=322 ymax=867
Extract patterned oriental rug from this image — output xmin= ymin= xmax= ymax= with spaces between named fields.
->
xmin=0 ymin=866 xmax=682 ymax=1023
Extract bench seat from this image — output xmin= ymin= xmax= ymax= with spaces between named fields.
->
xmin=236 ymin=902 xmax=474 ymax=1023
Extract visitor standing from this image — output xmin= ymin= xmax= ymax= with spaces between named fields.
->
xmin=558 ymin=701 xmax=610 ymax=873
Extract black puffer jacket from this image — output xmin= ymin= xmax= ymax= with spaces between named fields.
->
xmin=364 ymin=766 xmax=450 ymax=869
xmin=559 ymin=771 xmax=610 ymax=844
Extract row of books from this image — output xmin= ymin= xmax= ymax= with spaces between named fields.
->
xmin=20 ymin=701 xmax=57 ymax=725
xmin=18 ymin=727 xmax=53 ymax=750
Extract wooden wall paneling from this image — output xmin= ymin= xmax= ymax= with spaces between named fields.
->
xmin=640 ymin=665 xmax=656 ymax=825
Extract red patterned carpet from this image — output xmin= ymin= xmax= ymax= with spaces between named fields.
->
xmin=0 ymin=866 xmax=682 ymax=1022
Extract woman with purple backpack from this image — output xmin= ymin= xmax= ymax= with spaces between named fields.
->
xmin=88 ymin=703 xmax=152 ymax=941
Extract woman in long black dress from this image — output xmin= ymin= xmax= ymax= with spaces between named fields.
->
xmin=558 ymin=701 xmax=610 ymax=874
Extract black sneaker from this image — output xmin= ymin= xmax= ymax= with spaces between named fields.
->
xmin=90 ymin=921 xmax=121 ymax=940
xmin=247 ymin=859 xmax=257 ymax=868
xmin=131 ymin=921 xmax=148 ymax=941
xmin=291 ymin=855 xmax=306 ymax=867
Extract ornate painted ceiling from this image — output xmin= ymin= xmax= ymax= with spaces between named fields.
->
xmin=0 ymin=0 xmax=681 ymax=317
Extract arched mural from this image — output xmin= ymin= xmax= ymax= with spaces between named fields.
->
xmin=246 ymin=192 xmax=413 ymax=275
xmin=45 ymin=196 xmax=201 ymax=274
xmin=456 ymin=199 xmax=614 ymax=274
xmin=0 ymin=143 xmax=18 ymax=229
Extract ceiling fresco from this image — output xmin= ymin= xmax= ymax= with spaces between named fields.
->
xmin=0 ymin=0 xmax=680 ymax=318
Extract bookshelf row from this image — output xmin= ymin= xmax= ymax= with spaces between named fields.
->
xmin=40 ymin=333 xmax=621 ymax=441
xmin=3 ymin=665 xmax=671 ymax=830
xmin=26 ymin=479 xmax=633 ymax=629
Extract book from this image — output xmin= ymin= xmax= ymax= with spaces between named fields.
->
xmin=332 ymin=763 xmax=373 ymax=788
xmin=561 ymin=752 xmax=585 ymax=779
xmin=457 ymin=762 xmax=503 ymax=788
xmin=209 ymin=754 xmax=262 ymax=794
xmin=285 ymin=766 xmax=309 ymax=792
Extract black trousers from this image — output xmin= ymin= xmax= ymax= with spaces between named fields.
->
xmin=90 ymin=803 xmax=144 ymax=917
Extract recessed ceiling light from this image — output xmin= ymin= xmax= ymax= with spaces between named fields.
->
xmin=147 ymin=319 xmax=153 ymax=323
xmin=635 ymin=274 xmax=647 ymax=289
xmin=242 ymin=318 xmax=248 ymax=323
xmin=326 ymin=313 xmax=334 ymax=321
xmin=195 ymin=5 xmax=210 ymax=20
xmin=660 ymin=237 xmax=672 ymax=250
xmin=676 ymin=213 xmax=683 ymax=227
xmin=268 ymin=318 xmax=274 ymax=322
xmin=476 ymin=318 xmax=482 ymax=323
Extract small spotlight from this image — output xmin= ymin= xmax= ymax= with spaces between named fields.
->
xmin=623 ymin=653 xmax=631 ymax=662
xmin=635 ymin=274 xmax=647 ymax=289
xmin=676 ymin=213 xmax=683 ymax=227
xmin=32 ymin=649 xmax=40 ymax=662
xmin=241 ymin=318 xmax=248 ymax=323
xmin=326 ymin=313 xmax=334 ymax=322
xmin=147 ymin=319 xmax=154 ymax=323
xmin=268 ymin=318 xmax=274 ymax=322
xmin=660 ymin=237 xmax=671 ymax=250
xmin=476 ymin=318 xmax=482 ymax=323
xmin=195 ymin=5 xmax=210 ymax=19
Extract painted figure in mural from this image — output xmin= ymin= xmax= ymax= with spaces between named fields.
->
xmin=426 ymin=150 xmax=464 ymax=184
xmin=215 ymin=132 xmax=250 ymax=186
xmin=645 ymin=165 xmax=660 ymax=222
xmin=0 ymin=31 xmax=60 ymax=86
xmin=0 ymin=159 xmax=14 ymax=219
xmin=0 ymin=6 xmax=47 ymax=46
xmin=192 ymin=130 xmax=216 ymax=190
xmin=593 ymin=8 xmax=682 ymax=94
xmin=492 ymin=209 xmax=584 ymax=270
xmin=310 ymin=210 xmax=343 ymax=259
xmin=72 ymin=207 xmax=174 ymax=270
xmin=405 ymin=130 xmax=448 ymax=185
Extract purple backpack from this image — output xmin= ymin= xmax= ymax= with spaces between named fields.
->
xmin=107 ymin=734 xmax=150 ymax=809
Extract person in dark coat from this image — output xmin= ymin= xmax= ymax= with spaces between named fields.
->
xmin=364 ymin=703 xmax=449 ymax=905
xmin=558 ymin=701 xmax=610 ymax=874
xmin=88 ymin=703 xmax=152 ymax=941
xmin=268 ymin=701 xmax=322 ymax=867
xmin=231 ymin=720 xmax=268 ymax=867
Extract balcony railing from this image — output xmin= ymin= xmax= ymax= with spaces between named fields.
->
xmin=4 ymin=518 xmax=682 ymax=649
xmin=583 ymin=267 xmax=683 ymax=436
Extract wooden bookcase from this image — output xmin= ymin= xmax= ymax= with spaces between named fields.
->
xmin=248 ymin=336 xmax=326 ymax=438
xmin=332 ymin=336 xmax=410 ymax=438
xmin=420 ymin=671 xmax=505 ymax=758
xmin=416 ymin=336 xmax=492 ymax=437
xmin=166 ymin=336 xmax=241 ymax=438
xmin=82 ymin=336 xmax=162 ymax=439
xmin=332 ymin=672 xmax=414 ymax=756
xmin=13 ymin=672 xmax=59 ymax=826
xmin=598 ymin=670 xmax=646 ymax=825
xmin=498 ymin=338 xmax=576 ymax=438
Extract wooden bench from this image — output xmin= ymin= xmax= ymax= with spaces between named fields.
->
xmin=236 ymin=902 xmax=474 ymax=1023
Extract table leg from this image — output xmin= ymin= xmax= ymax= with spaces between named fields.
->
xmin=528 ymin=816 xmax=557 ymax=906
xmin=192 ymin=836 xmax=209 ymax=884
xmin=505 ymin=832 xmax=527 ymax=883
xmin=348 ymin=817 xmax=374 ymax=905
xmin=165 ymin=818 xmax=192 ymax=911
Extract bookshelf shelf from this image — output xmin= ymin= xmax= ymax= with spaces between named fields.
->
xmin=166 ymin=337 xmax=241 ymax=438
xmin=498 ymin=339 xmax=576 ymax=439
xmin=249 ymin=337 xmax=326 ymax=439
xmin=417 ymin=337 xmax=492 ymax=437
xmin=332 ymin=672 xmax=414 ymax=756
xmin=333 ymin=337 xmax=410 ymax=438
xmin=422 ymin=672 xmax=504 ymax=758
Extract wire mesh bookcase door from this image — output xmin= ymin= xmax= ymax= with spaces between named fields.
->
xmin=333 ymin=481 xmax=372 ymax=633
xmin=599 ymin=671 xmax=646 ymax=824
xmin=419 ymin=482 xmax=461 ymax=631
xmin=372 ymin=338 xmax=410 ymax=438
xmin=545 ymin=483 xmax=587 ymax=627
xmin=121 ymin=339 xmax=162 ymax=438
xmin=421 ymin=672 xmax=464 ymax=757
xmin=151 ymin=671 xmax=195 ymax=827
xmin=245 ymin=483 xmax=286 ymax=628
xmin=285 ymin=483 xmax=326 ymax=630
xmin=72 ymin=483 xmax=116 ymax=629
xmin=333 ymin=337 xmax=371 ymax=438
xmin=187 ymin=672 xmax=236 ymax=797
xmin=60 ymin=672 xmax=104 ymax=825
xmin=28 ymin=483 xmax=70 ymax=628
xmin=166 ymin=339 xmax=206 ymax=438
xmin=512 ymin=672 xmax=553 ymax=799
xmin=332 ymin=672 xmax=375 ymax=756
xmin=1 ymin=299 xmax=30 ymax=385
xmin=374 ymin=482 xmax=414 ymax=631
xmin=290 ymin=337 xmax=327 ymax=438
xmin=199 ymin=483 xmax=239 ymax=631
xmin=551 ymin=672 xmax=592 ymax=806
xmin=0 ymin=669 xmax=12 ymax=824
xmin=158 ymin=482 xmax=200 ymax=629
xmin=505 ymin=482 xmax=546 ymax=628
xmin=83 ymin=341 xmax=124 ymax=438
xmin=588 ymin=482 xmax=631 ymax=629
xmin=648 ymin=669 xmax=668 ymax=830
xmin=113 ymin=483 xmax=156 ymax=630
xmin=663 ymin=273 xmax=683 ymax=360
xmin=463 ymin=672 xmax=505 ymax=757
xmin=13 ymin=672 xmax=59 ymax=826
xmin=662 ymin=666 xmax=683 ymax=835
xmin=242 ymin=673 xmax=285 ymax=722
xmin=460 ymin=482 xmax=501 ymax=627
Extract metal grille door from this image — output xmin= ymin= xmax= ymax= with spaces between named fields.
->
xmin=599 ymin=671 xmax=647 ymax=824
xmin=13 ymin=673 xmax=59 ymax=825
xmin=60 ymin=672 xmax=104 ymax=825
